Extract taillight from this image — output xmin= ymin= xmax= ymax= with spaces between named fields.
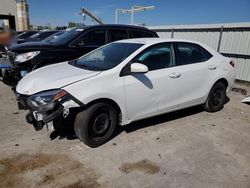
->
xmin=229 ymin=61 xmax=235 ymax=68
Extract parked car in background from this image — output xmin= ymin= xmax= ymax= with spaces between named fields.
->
xmin=6 ymin=24 xmax=158 ymax=80
xmin=17 ymin=31 xmax=24 ymax=35
xmin=17 ymin=31 xmax=38 ymax=44
xmin=18 ymin=30 xmax=61 ymax=44
xmin=15 ymin=38 xmax=235 ymax=147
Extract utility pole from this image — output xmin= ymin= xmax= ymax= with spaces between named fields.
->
xmin=115 ymin=5 xmax=155 ymax=25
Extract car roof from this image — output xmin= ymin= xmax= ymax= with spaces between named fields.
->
xmin=114 ymin=38 xmax=218 ymax=55
xmin=76 ymin=24 xmax=151 ymax=31
xmin=38 ymin=30 xmax=61 ymax=33
xmin=115 ymin=38 xmax=206 ymax=45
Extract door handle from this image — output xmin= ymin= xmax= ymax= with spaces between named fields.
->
xmin=169 ymin=72 xmax=181 ymax=78
xmin=208 ymin=65 xmax=217 ymax=70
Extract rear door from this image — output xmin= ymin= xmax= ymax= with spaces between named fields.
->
xmin=123 ymin=43 xmax=182 ymax=121
xmin=173 ymin=42 xmax=214 ymax=107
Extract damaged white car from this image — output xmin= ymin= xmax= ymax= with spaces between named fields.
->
xmin=15 ymin=38 xmax=235 ymax=147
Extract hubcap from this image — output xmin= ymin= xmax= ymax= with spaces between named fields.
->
xmin=212 ymin=90 xmax=222 ymax=106
xmin=93 ymin=113 xmax=110 ymax=135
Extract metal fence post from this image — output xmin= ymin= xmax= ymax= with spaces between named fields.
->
xmin=171 ymin=27 xmax=174 ymax=38
xmin=217 ymin=26 xmax=224 ymax=52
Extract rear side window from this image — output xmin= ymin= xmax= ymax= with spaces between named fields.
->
xmin=176 ymin=42 xmax=212 ymax=66
xmin=133 ymin=43 xmax=173 ymax=71
xmin=108 ymin=29 xmax=129 ymax=42
xmin=129 ymin=30 xmax=155 ymax=38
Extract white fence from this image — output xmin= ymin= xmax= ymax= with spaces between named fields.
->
xmin=148 ymin=23 xmax=250 ymax=82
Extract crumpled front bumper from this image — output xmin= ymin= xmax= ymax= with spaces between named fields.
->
xmin=15 ymin=92 xmax=82 ymax=131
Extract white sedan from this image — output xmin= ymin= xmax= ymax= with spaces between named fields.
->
xmin=16 ymin=38 xmax=235 ymax=147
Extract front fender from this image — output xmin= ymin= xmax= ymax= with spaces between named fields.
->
xmin=63 ymin=73 xmax=130 ymax=125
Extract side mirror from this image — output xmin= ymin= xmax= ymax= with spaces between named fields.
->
xmin=76 ymin=40 xmax=85 ymax=47
xmin=130 ymin=63 xmax=148 ymax=74
xmin=71 ymin=40 xmax=85 ymax=48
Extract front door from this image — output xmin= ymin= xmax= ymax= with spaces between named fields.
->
xmin=123 ymin=43 xmax=182 ymax=121
xmin=72 ymin=29 xmax=106 ymax=56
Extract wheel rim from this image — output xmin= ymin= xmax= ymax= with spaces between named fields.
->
xmin=212 ymin=90 xmax=222 ymax=106
xmin=93 ymin=113 xmax=110 ymax=135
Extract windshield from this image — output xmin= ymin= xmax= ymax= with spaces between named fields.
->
xmin=28 ymin=31 xmax=57 ymax=40
xmin=70 ymin=42 xmax=143 ymax=71
xmin=50 ymin=28 xmax=84 ymax=44
xmin=43 ymin=31 xmax=65 ymax=42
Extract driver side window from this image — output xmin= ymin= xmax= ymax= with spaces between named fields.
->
xmin=133 ymin=43 xmax=173 ymax=71
xmin=74 ymin=29 xmax=106 ymax=46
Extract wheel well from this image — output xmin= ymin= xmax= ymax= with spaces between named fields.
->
xmin=215 ymin=78 xmax=228 ymax=88
xmin=85 ymin=98 xmax=122 ymax=115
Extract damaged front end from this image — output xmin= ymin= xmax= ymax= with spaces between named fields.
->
xmin=16 ymin=89 xmax=82 ymax=131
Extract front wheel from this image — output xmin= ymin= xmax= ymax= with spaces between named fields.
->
xmin=203 ymin=82 xmax=227 ymax=112
xmin=74 ymin=103 xmax=118 ymax=147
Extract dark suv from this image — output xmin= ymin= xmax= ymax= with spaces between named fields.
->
xmin=7 ymin=24 xmax=158 ymax=80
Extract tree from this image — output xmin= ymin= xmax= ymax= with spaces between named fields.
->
xmin=68 ymin=22 xmax=77 ymax=28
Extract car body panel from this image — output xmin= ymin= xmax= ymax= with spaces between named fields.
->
xmin=16 ymin=62 xmax=101 ymax=95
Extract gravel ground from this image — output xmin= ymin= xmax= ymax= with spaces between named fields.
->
xmin=0 ymin=79 xmax=249 ymax=188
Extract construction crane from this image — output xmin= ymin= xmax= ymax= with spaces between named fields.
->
xmin=80 ymin=7 xmax=104 ymax=25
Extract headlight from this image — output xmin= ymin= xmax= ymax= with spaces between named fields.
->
xmin=15 ymin=51 xmax=40 ymax=63
xmin=28 ymin=89 xmax=68 ymax=111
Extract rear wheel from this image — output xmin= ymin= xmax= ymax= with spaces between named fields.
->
xmin=203 ymin=82 xmax=227 ymax=112
xmin=74 ymin=103 xmax=118 ymax=147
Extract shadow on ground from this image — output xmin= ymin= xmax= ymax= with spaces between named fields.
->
xmin=50 ymin=105 xmax=205 ymax=142
xmin=121 ymin=106 xmax=204 ymax=133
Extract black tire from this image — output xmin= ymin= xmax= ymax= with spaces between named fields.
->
xmin=203 ymin=82 xmax=227 ymax=112
xmin=74 ymin=103 xmax=118 ymax=147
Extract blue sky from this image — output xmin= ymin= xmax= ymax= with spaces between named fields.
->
xmin=29 ymin=0 xmax=250 ymax=26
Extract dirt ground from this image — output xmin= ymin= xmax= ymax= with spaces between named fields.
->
xmin=0 ymin=79 xmax=250 ymax=188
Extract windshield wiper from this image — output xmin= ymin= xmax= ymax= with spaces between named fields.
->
xmin=69 ymin=60 xmax=90 ymax=70
xmin=79 ymin=64 xmax=90 ymax=70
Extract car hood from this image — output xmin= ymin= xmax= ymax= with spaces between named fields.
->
xmin=16 ymin=62 xmax=101 ymax=95
xmin=10 ymin=42 xmax=56 ymax=52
